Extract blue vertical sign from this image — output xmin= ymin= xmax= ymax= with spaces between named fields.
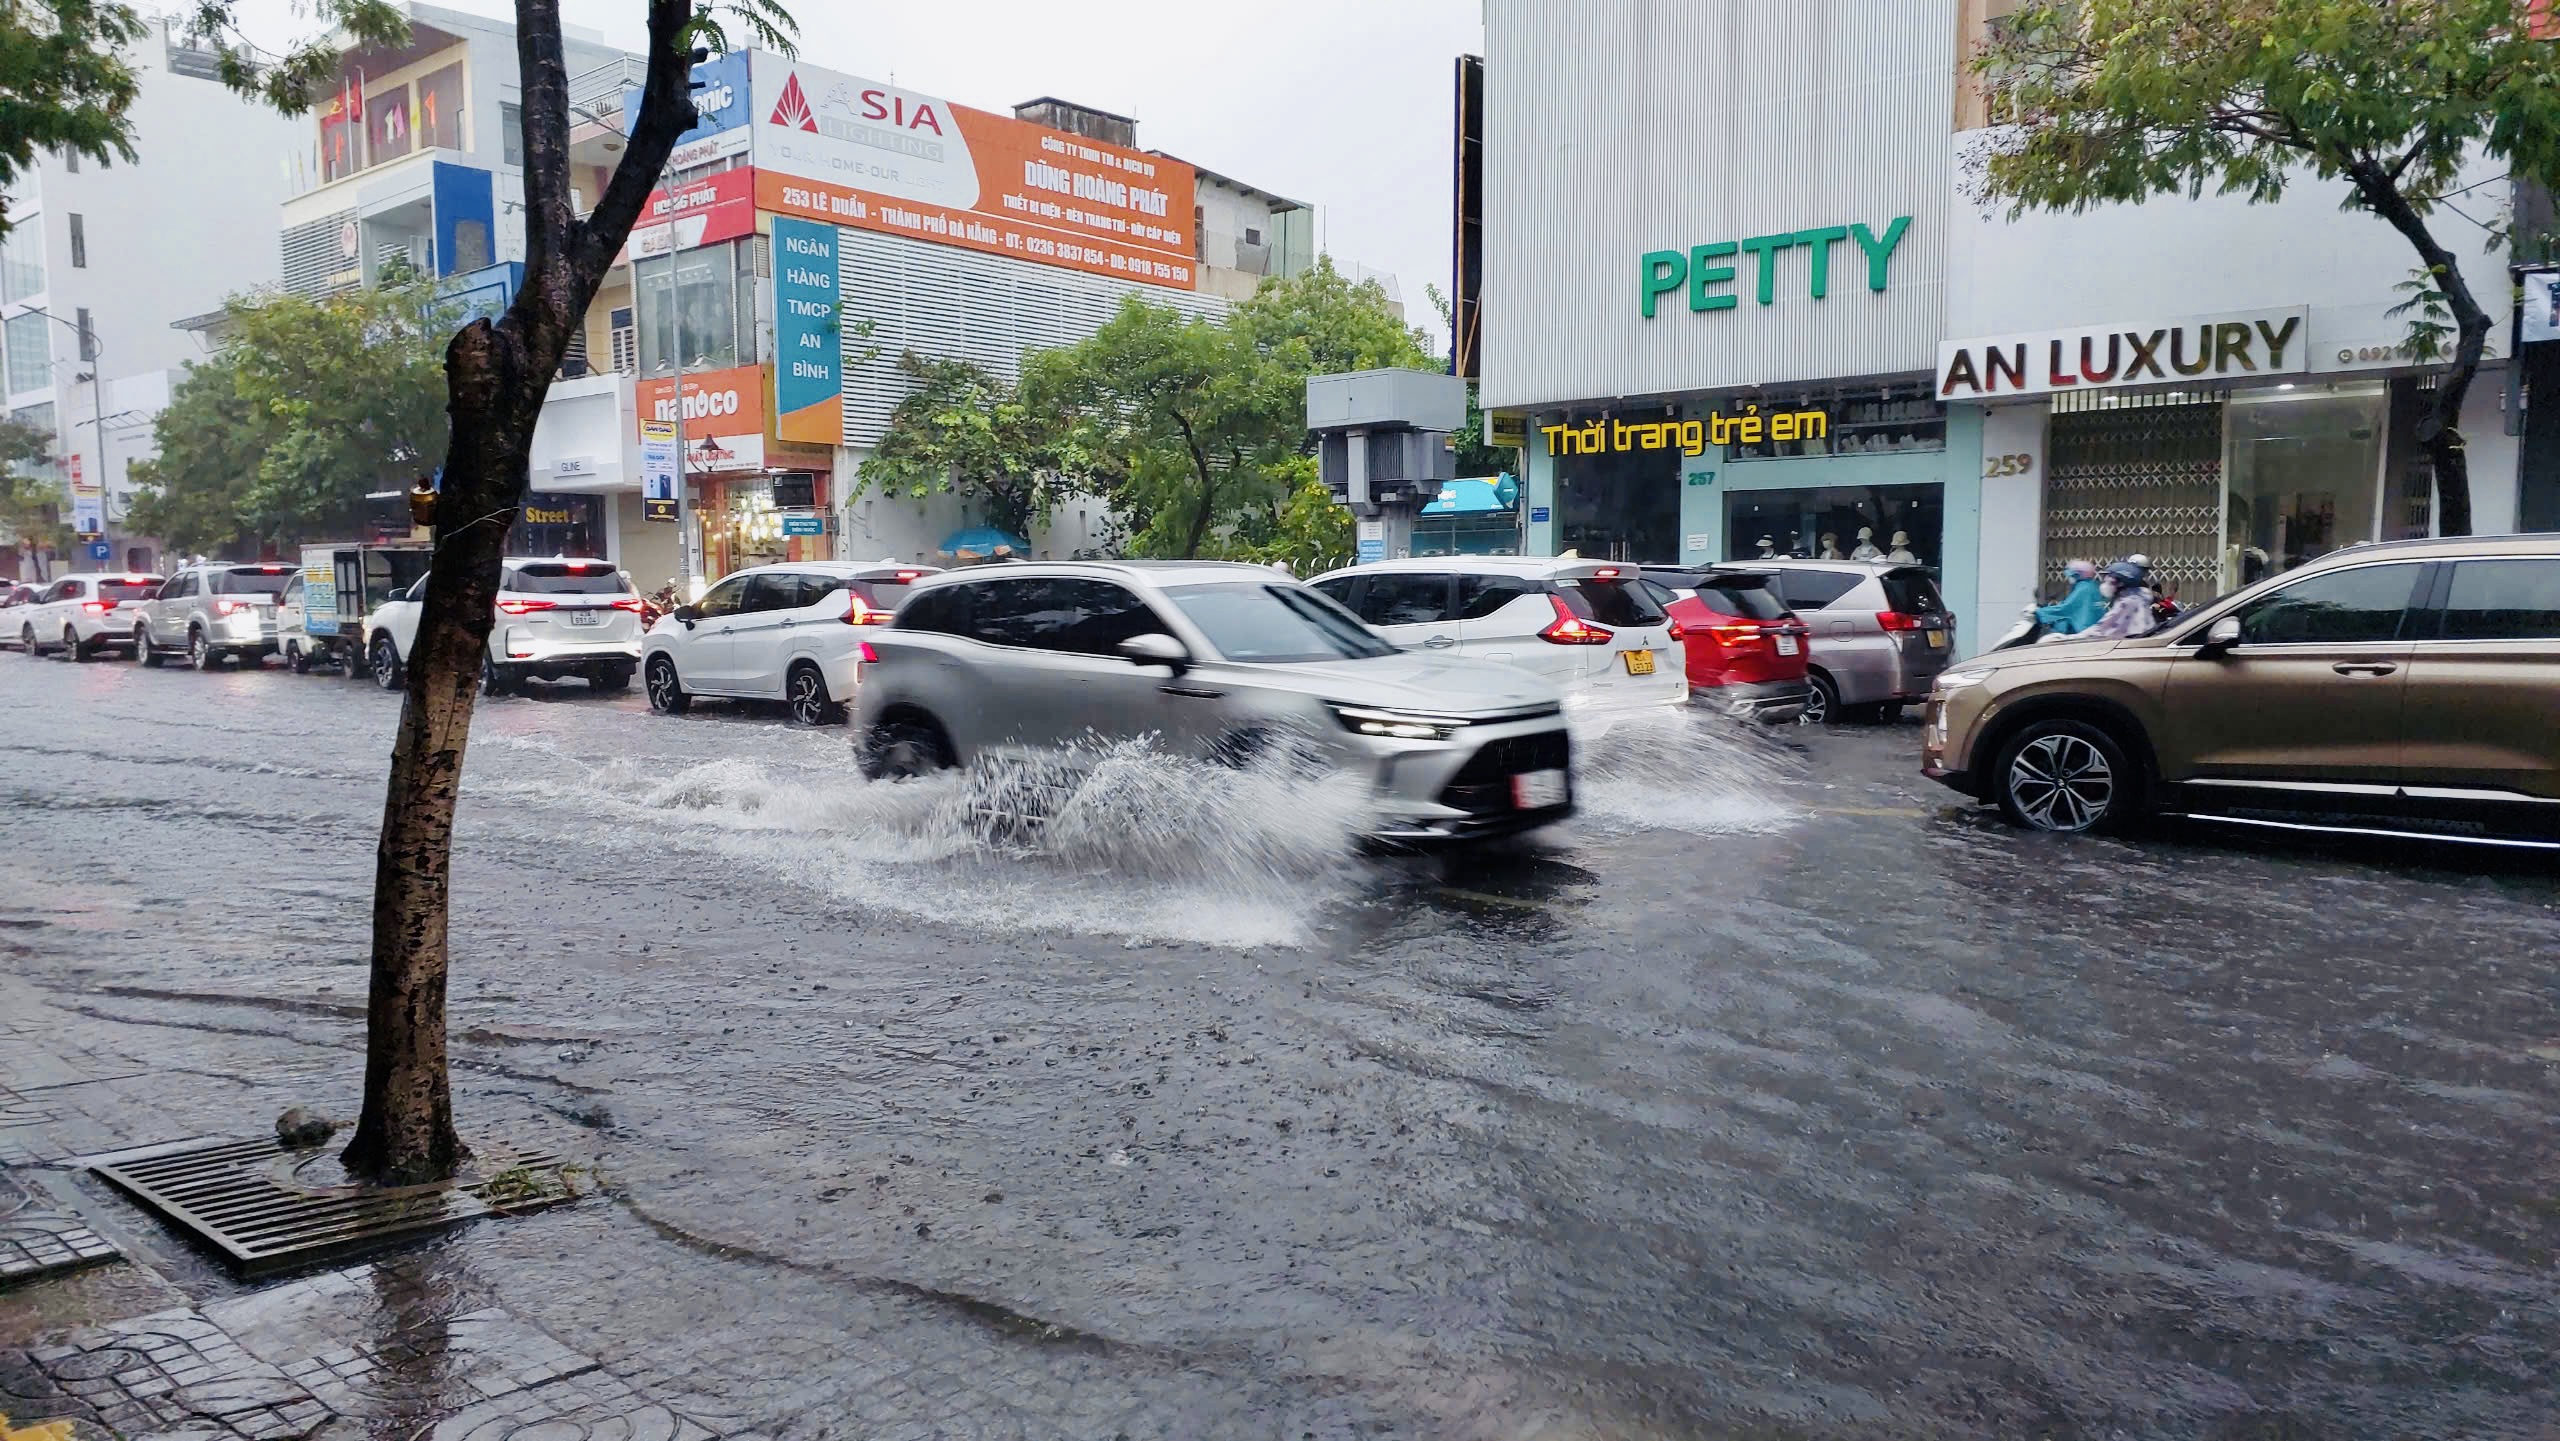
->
xmin=771 ymin=216 xmax=841 ymax=444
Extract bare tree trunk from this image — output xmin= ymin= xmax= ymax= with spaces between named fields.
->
xmin=340 ymin=0 xmax=700 ymax=1185
xmin=2358 ymin=163 xmax=2489 ymax=538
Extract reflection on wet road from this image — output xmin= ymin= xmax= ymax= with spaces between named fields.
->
xmin=3 ymin=655 xmax=2556 ymax=1438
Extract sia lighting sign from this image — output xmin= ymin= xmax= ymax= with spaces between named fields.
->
xmin=1542 ymin=405 xmax=1829 ymax=458
xmin=1640 ymin=218 xmax=1911 ymax=319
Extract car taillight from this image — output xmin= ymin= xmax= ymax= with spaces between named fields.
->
xmin=1665 ymin=618 xmax=1686 ymax=642
xmin=1537 ymin=594 xmax=1613 ymax=645
xmin=80 ymin=601 xmax=111 ymax=615
xmin=1877 ymin=611 xmax=1922 ymax=632
xmin=1707 ymin=623 xmax=1766 ymax=647
xmin=213 ymin=599 xmax=253 ymax=615
xmin=1592 ymin=566 xmax=1620 ymax=578
xmin=497 ymin=600 xmax=555 ymax=615
xmin=857 ymin=641 xmax=879 ymax=664
xmin=841 ymin=594 xmax=891 ymax=625
xmin=610 ymin=598 xmax=644 ymax=612
xmin=893 ymin=570 xmax=925 ymax=581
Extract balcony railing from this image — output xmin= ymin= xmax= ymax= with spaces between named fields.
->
xmin=567 ymin=56 xmax=647 ymax=123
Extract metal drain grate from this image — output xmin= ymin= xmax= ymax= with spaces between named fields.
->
xmin=91 ymin=1136 xmax=576 ymax=1276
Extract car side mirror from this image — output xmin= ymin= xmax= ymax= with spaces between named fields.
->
xmin=672 ymin=605 xmax=701 ymax=627
xmin=1117 ymin=632 xmax=1189 ymax=672
xmin=2200 ymin=615 xmax=2242 ymax=657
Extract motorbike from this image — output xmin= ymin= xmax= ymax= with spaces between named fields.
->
xmin=1990 ymin=606 xmax=2048 ymax=652
xmin=639 ymin=579 xmax=682 ymax=629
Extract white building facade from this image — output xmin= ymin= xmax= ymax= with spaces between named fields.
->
xmin=1 ymin=19 xmax=306 ymax=578
xmin=1479 ymin=0 xmax=2519 ymax=654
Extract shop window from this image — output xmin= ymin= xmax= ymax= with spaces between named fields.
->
xmin=1553 ymin=408 xmax=1680 ymax=563
xmin=2224 ymin=383 xmax=2385 ymax=585
xmin=635 ymin=239 xmax=745 ymax=375
xmin=1728 ymin=390 xmax=1944 ymax=461
xmin=1725 ymin=482 xmax=1943 ymax=569
xmin=506 ymin=492 xmax=601 ymax=558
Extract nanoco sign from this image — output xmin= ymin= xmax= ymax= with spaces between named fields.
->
xmin=1640 ymin=218 xmax=1911 ymax=318
xmin=1937 ymin=308 xmax=2309 ymax=400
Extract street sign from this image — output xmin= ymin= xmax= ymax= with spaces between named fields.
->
xmin=1529 ymin=506 xmax=1551 ymax=523
xmin=639 ymin=419 xmax=678 ymax=522
xmin=643 ymin=498 xmax=678 ymax=523
xmin=1487 ymin=412 xmax=1526 ymax=448
xmin=72 ymin=494 xmax=104 ymax=537
xmin=87 ymin=540 xmax=111 ymax=562
xmin=781 ymin=514 xmax=824 ymax=537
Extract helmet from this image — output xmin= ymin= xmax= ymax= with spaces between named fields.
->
xmin=2104 ymin=560 xmax=2149 ymax=589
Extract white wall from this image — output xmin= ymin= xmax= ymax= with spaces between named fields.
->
xmin=2461 ymin=369 xmax=2520 ymax=535
xmin=1970 ymin=400 xmax=2047 ymax=651
xmin=1479 ymin=0 xmax=1955 ymax=410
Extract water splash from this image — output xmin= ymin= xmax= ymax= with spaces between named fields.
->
xmin=1566 ymin=706 xmax=1805 ymax=834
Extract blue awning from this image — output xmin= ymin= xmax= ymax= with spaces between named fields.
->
xmin=939 ymin=526 xmax=1030 ymax=555
xmin=1419 ymin=474 xmax=1518 ymax=516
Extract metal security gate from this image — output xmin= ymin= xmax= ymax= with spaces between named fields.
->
xmin=2043 ymin=391 xmax=2225 ymax=596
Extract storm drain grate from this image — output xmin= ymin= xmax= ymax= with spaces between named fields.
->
xmin=91 ymin=1136 xmax=577 ymax=1276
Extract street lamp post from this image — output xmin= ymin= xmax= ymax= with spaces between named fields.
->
xmin=29 ymin=309 xmax=110 ymax=565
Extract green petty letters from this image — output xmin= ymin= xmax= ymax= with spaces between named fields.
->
xmin=1640 ymin=217 xmax=1910 ymax=318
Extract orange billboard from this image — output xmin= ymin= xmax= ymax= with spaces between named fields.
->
xmin=635 ymin=363 xmax=768 ymax=473
xmin=748 ymin=58 xmax=1198 ymax=289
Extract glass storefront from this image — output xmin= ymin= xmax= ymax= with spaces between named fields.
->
xmin=507 ymin=492 xmax=603 ymax=558
xmin=1554 ymin=407 xmax=1680 ymax=562
xmin=2224 ymin=384 xmax=2386 ymax=582
xmin=1724 ymin=483 xmax=1943 ymax=567
xmin=702 ymin=473 xmax=832 ymax=578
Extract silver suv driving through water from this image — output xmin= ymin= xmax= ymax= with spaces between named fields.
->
xmin=851 ymin=560 xmax=1577 ymax=842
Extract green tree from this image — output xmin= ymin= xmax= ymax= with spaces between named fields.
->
xmin=128 ymin=273 xmax=454 ymax=554
xmin=855 ymin=353 xmax=1061 ymax=542
xmin=0 ymin=415 xmax=68 ymax=553
xmin=1971 ymin=0 xmax=2560 ymax=537
xmin=0 ymin=0 xmax=147 ymax=235
xmin=159 ymin=0 xmax=793 ymax=1185
xmin=1425 ymin=282 xmax=1516 ymax=477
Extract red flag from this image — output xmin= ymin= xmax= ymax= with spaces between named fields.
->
xmin=345 ymin=70 xmax=364 ymax=124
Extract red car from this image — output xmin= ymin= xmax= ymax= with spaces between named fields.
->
xmin=1639 ymin=566 xmax=1813 ymax=723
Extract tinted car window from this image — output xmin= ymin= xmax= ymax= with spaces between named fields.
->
xmin=693 ymin=574 xmax=750 ymax=618
xmin=1877 ymin=569 xmax=1946 ymax=616
xmin=2437 ymin=559 xmax=2560 ymax=641
xmin=972 ymin=577 xmax=1162 ymax=656
xmin=97 ymin=578 xmax=164 ymax=603
xmin=1552 ymin=577 xmax=1664 ymax=627
xmin=1355 ymin=573 xmax=1453 ymax=626
xmin=214 ymin=567 xmax=294 ymax=596
xmin=1774 ymin=569 xmax=1863 ymax=609
xmin=741 ymin=574 xmax=800 ymax=614
xmin=1455 ymin=574 xmax=1540 ymax=621
xmin=1308 ymin=576 xmax=1358 ymax=608
xmin=1696 ymin=579 xmax=1791 ymax=621
xmin=509 ymin=563 xmax=631 ymax=595
xmin=1165 ymin=582 xmax=1398 ymax=662
xmin=2236 ymin=563 xmax=2422 ymax=645
xmin=893 ymin=584 xmax=972 ymax=636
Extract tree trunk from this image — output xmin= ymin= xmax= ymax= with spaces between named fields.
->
xmin=2357 ymin=163 xmax=2488 ymax=537
xmin=339 ymin=0 xmax=700 ymax=1186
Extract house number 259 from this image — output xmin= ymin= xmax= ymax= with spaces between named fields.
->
xmin=1984 ymin=452 xmax=2034 ymax=478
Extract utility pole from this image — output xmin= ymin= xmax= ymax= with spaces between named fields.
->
xmin=672 ymin=285 xmax=691 ymax=597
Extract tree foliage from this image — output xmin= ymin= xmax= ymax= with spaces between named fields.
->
xmin=1970 ymin=0 xmax=2560 ymax=536
xmin=127 ymin=272 xmax=456 ymax=554
xmin=855 ymin=354 xmax=1062 ymax=542
xmin=0 ymin=415 xmax=67 ymax=552
xmin=0 ymin=0 xmax=147 ymax=235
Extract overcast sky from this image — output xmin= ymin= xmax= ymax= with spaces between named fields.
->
xmin=220 ymin=0 xmax=1484 ymax=336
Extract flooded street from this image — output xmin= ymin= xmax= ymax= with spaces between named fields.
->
xmin=5 ymin=654 xmax=2558 ymax=1439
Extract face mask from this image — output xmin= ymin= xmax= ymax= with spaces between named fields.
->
xmin=2100 ymin=579 xmax=2120 ymax=598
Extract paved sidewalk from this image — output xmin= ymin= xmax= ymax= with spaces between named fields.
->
xmin=0 ymin=975 xmax=1388 ymax=1441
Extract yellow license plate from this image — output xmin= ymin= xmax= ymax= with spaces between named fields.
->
xmin=1926 ymin=630 xmax=1948 ymax=649
xmin=1623 ymin=649 xmax=1655 ymax=676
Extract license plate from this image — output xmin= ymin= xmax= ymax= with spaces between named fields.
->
xmin=1510 ymin=769 xmax=1567 ymax=809
xmin=1926 ymin=629 xmax=1947 ymax=649
xmin=1775 ymin=634 xmax=1800 ymax=656
xmin=569 ymin=609 xmax=601 ymax=626
xmin=1622 ymin=649 xmax=1656 ymax=676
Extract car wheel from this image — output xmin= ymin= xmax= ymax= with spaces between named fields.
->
xmin=18 ymin=623 xmax=36 ymax=655
xmin=188 ymin=628 xmax=220 ymax=671
xmin=370 ymin=635 xmax=404 ymax=691
xmin=135 ymin=625 xmax=166 ymax=667
xmin=478 ymin=654 xmax=513 ymax=697
xmin=1799 ymin=671 xmax=1838 ymax=726
xmin=645 ymin=655 xmax=690 ymax=715
xmin=65 ymin=626 xmax=91 ymax=662
xmin=1996 ymin=720 xmax=2139 ymax=834
xmin=859 ymin=716 xmax=952 ymax=780
xmin=593 ymin=665 xmax=633 ymax=694
xmin=785 ymin=663 xmax=842 ymax=726
xmin=287 ymin=642 xmax=310 ymax=674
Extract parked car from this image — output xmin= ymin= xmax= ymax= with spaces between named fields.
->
xmin=644 ymin=560 xmax=941 ymax=725
xmin=0 ymin=582 xmax=38 ymax=647
xmin=290 ymin=542 xmax=433 ymax=677
xmin=18 ymin=572 xmax=165 ymax=659
xmin=1924 ymin=534 xmax=2560 ymax=845
xmin=1306 ymin=557 xmax=1686 ymax=725
xmin=1757 ymin=560 xmax=1957 ymax=723
xmin=1637 ymin=566 xmax=1811 ymax=723
xmin=364 ymin=557 xmax=642 ymax=694
xmin=131 ymin=561 xmax=296 ymax=669
xmin=853 ymin=560 xmax=1576 ymax=843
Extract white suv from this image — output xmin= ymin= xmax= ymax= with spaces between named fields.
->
xmin=18 ymin=573 xmax=165 ymax=659
xmin=1308 ymin=557 xmax=1688 ymax=723
xmin=363 ymin=557 xmax=643 ymax=694
xmin=644 ymin=560 xmax=939 ymax=725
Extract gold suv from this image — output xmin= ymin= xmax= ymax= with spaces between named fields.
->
xmin=1924 ymin=535 xmax=2560 ymax=847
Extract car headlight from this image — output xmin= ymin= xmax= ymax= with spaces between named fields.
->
xmin=1934 ymin=668 xmax=1995 ymax=694
xmin=1329 ymin=704 xmax=1470 ymax=741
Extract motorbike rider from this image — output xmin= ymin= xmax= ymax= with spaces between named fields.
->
xmin=2033 ymin=559 xmax=2106 ymax=635
xmin=2082 ymin=559 xmax=2160 ymax=639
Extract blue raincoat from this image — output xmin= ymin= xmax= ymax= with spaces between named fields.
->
xmin=2034 ymin=576 xmax=2106 ymax=635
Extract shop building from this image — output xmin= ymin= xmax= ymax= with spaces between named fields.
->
xmin=1477 ymin=0 xmax=2520 ymax=656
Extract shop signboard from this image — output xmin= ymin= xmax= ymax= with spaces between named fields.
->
xmin=624 ymin=166 xmax=759 ymax=261
xmin=624 ymin=51 xmax=753 ymax=171
xmin=640 ymin=419 xmax=678 ymax=522
xmin=1539 ymin=406 xmax=1828 ymax=458
xmin=637 ymin=364 xmax=767 ymax=474
xmin=1936 ymin=307 xmax=2309 ymax=401
xmin=1529 ymin=506 xmax=1550 ymax=523
xmin=1639 ymin=218 xmax=1911 ymax=318
xmin=1486 ymin=412 xmax=1526 ymax=448
xmin=771 ymin=216 xmax=843 ymax=443
xmin=781 ymin=514 xmax=825 ymax=536
xmin=1356 ymin=518 xmax=1385 ymax=564
xmin=748 ymin=55 xmax=1196 ymax=288
xmin=2520 ymin=269 xmax=2560 ymax=345
xmin=71 ymin=494 xmax=104 ymax=537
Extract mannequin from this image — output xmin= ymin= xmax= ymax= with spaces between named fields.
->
xmin=1785 ymin=531 xmax=1804 ymax=558
xmin=1754 ymin=535 xmax=1777 ymax=560
xmin=1887 ymin=530 xmax=1917 ymax=564
xmin=1850 ymin=526 xmax=1882 ymax=562
xmin=1818 ymin=532 xmax=1842 ymax=560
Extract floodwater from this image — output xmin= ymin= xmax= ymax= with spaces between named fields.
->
xmin=2 ymin=654 xmax=2557 ymax=1439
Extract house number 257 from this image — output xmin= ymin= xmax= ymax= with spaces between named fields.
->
xmin=1984 ymin=452 xmax=2034 ymax=478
